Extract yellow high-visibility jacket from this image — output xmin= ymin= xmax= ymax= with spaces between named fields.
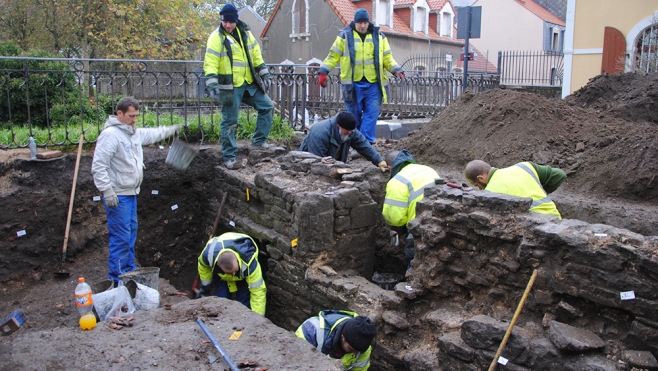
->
xmin=383 ymin=151 xmax=439 ymax=227
xmin=295 ymin=310 xmax=372 ymax=371
xmin=197 ymin=232 xmax=266 ymax=315
xmin=319 ymin=23 xmax=402 ymax=103
xmin=485 ymin=162 xmax=562 ymax=219
xmin=203 ymin=20 xmax=269 ymax=93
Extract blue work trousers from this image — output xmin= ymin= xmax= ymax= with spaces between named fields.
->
xmin=103 ymin=195 xmax=138 ymax=283
xmin=220 ymin=82 xmax=274 ymax=161
xmin=215 ymin=279 xmax=251 ymax=310
xmin=345 ymin=81 xmax=382 ymax=143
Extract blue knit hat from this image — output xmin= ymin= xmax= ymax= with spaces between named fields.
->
xmin=354 ymin=9 xmax=370 ymax=23
xmin=220 ymin=4 xmax=239 ymax=23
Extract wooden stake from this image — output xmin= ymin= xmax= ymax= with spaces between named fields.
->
xmin=487 ymin=269 xmax=538 ymax=371
xmin=62 ymin=134 xmax=84 ymax=262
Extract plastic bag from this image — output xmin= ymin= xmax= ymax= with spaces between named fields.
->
xmin=103 ymin=285 xmax=136 ymax=322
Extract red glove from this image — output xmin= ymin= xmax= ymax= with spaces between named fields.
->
xmin=396 ymin=71 xmax=405 ymax=80
xmin=318 ymin=73 xmax=328 ymax=87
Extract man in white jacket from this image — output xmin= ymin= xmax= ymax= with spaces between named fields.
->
xmin=92 ymin=97 xmax=180 ymax=285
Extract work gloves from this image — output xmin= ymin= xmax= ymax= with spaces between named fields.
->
xmin=196 ymin=284 xmax=213 ymax=299
xmin=103 ymin=189 xmax=118 ymax=208
xmin=208 ymin=85 xmax=233 ymax=107
xmin=396 ymin=71 xmax=406 ymax=79
xmin=262 ymin=73 xmax=272 ymax=89
xmin=318 ymin=73 xmax=328 ymax=87
xmin=378 ymin=161 xmax=388 ymax=172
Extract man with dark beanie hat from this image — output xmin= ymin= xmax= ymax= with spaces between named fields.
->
xmin=300 ymin=111 xmax=388 ymax=171
xmin=204 ymin=3 xmax=274 ymax=169
xmin=317 ymin=8 xmax=405 ymax=144
xmin=296 ymin=310 xmax=377 ymax=370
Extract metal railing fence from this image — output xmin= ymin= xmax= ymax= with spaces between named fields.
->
xmin=0 ymin=57 xmax=499 ymax=148
xmin=498 ymin=51 xmax=564 ymax=86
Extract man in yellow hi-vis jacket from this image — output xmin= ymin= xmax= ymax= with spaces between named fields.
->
xmin=464 ymin=160 xmax=566 ymax=219
xmin=318 ymin=9 xmax=404 ymax=144
xmin=197 ymin=232 xmax=266 ymax=315
xmin=382 ymin=149 xmax=439 ymax=270
xmin=203 ymin=4 xmax=274 ymax=169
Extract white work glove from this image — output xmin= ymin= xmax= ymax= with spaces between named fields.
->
xmin=378 ymin=161 xmax=388 ymax=173
xmin=321 ymin=156 xmax=336 ymax=164
xmin=103 ymin=189 xmax=118 ymax=208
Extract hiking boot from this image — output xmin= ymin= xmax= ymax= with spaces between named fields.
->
xmin=250 ymin=142 xmax=273 ymax=150
xmin=224 ymin=159 xmax=242 ymax=169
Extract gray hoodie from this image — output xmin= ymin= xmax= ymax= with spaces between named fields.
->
xmin=91 ymin=116 xmax=178 ymax=196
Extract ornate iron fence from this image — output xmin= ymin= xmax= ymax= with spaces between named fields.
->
xmin=498 ymin=51 xmax=564 ymax=86
xmin=0 ymin=57 xmax=499 ymax=148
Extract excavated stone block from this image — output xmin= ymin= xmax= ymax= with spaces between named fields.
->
xmin=437 ymin=331 xmax=474 ymax=361
xmin=548 ymin=320 xmax=605 ymax=351
xmin=461 ymin=315 xmax=531 ymax=364
xmin=425 ymin=308 xmax=464 ymax=331
xmin=562 ymin=354 xmax=618 ymax=371
xmin=402 ymin=347 xmax=439 ymax=371
xmin=621 ymin=350 xmax=658 ymax=370
xmin=382 ymin=311 xmax=410 ymax=329
xmin=349 ymin=202 xmax=379 ymax=229
xmin=528 ymin=337 xmax=562 ymax=371
xmin=333 ymin=188 xmax=361 ymax=210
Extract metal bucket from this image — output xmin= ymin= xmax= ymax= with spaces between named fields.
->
xmin=372 ymin=272 xmax=401 ymax=290
xmin=119 ymin=267 xmax=160 ymax=291
xmin=125 ymin=280 xmax=160 ymax=310
xmin=165 ymin=138 xmax=199 ymax=171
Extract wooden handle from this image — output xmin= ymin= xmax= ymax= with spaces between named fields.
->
xmin=210 ymin=192 xmax=228 ymax=240
xmin=487 ymin=270 xmax=538 ymax=371
xmin=62 ymin=134 xmax=84 ymax=261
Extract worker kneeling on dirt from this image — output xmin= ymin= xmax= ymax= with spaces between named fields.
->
xmin=300 ymin=111 xmax=388 ymax=172
xmin=382 ymin=149 xmax=439 ymax=270
xmin=464 ymin=160 xmax=566 ymax=219
xmin=196 ymin=232 xmax=266 ymax=315
xmin=296 ymin=310 xmax=377 ymax=371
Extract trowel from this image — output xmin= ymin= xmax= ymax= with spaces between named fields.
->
xmin=55 ymin=135 xmax=84 ymax=278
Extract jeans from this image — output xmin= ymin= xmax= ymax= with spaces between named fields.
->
xmin=215 ymin=279 xmax=251 ymax=309
xmin=221 ymin=82 xmax=274 ymax=161
xmin=104 ymin=195 xmax=138 ymax=283
xmin=344 ymin=81 xmax=382 ymax=143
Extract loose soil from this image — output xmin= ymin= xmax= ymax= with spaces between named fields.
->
xmin=1 ymin=72 xmax=658 ymax=370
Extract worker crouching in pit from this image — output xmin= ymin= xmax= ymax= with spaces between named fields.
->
xmin=196 ymin=232 xmax=266 ymax=315
xmin=296 ymin=310 xmax=377 ymax=371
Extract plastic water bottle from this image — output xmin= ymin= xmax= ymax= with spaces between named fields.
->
xmin=75 ymin=277 xmax=96 ymax=330
xmin=28 ymin=136 xmax=37 ymax=160
xmin=312 ymin=114 xmax=319 ymax=127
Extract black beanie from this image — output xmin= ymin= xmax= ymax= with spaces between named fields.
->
xmin=342 ymin=316 xmax=376 ymax=352
xmin=220 ymin=4 xmax=239 ymax=23
xmin=336 ymin=111 xmax=356 ymax=131
xmin=354 ymin=9 xmax=370 ymax=23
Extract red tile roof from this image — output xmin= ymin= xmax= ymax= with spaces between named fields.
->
xmin=513 ymin=0 xmax=565 ymax=25
xmin=262 ymin=0 xmax=463 ymax=43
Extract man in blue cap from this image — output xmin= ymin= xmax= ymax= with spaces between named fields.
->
xmin=318 ymin=9 xmax=405 ymax=144
xmin=203 ymin=4 xmax=274 ymax=169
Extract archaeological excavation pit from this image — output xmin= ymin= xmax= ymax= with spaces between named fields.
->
xmin=2 ymin=76 xmax=658 ymax=369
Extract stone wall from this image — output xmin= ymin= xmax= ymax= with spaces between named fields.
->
xmin=216 ymin=150 xmax=658 ymax=370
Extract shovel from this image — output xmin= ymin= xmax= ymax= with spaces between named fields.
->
xmin=190 ymin=191 xmax=228 ymax=296
xmin=55 ymin=134 xmax=84 ymax=277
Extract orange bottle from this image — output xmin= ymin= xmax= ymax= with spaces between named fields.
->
xmin=75 ymin=277 xmax=96 ymax=330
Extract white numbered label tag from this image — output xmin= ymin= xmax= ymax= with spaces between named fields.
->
xmin=152 ymin=190 xmax=159 ymax=195
xmin=93 ymin=196 xmax=101 ymax=201
xmin=16 ymin=230 xmax=26 ymax=237
xmin=171 ymin=204 xmax=178 ymax=210
xmin=620 ymin=291 xmax=635 ymax=300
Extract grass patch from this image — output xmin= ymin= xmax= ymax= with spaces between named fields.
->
xmin=0 ymin=109 xmax=294 ymax=147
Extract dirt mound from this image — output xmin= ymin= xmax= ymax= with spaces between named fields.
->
xmin=565 ymin=72 xmax=658 ymax=124
xmin=400 ymin=86 xmax=658 ymax=202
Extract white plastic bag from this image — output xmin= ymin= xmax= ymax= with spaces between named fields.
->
xmin=103 ymin=285 xmax=136 ymax=322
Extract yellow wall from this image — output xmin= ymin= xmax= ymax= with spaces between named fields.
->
xmin=569 ymin=0 xmax=658 ymax=93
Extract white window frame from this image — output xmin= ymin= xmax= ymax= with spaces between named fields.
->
xmin=374 ymin=0 xmax=393 ymax=28
xmin=290 ymin=0 xmax=310 ymax=41
xmin=413 ymin=5 xmax=429 ymax=34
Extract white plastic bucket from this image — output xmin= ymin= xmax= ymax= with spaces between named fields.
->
xmin=125 ymin=279 xmax=160 ymax=310
xmin=165 ymin=138 xmax=199 ymax=171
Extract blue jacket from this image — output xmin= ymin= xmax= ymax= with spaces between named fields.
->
xmin=300 ymin=115 xmax=383 ymax=165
